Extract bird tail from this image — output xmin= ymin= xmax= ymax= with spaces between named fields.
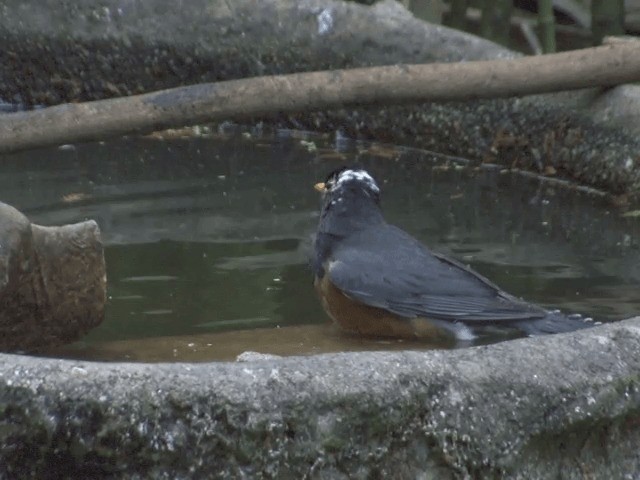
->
xmin=516 ymin=311 xmax=596 ymax=336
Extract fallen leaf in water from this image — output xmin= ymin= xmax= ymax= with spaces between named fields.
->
xmin=316 ymin=152 xmax=347 ymax=161
xmin=365 ymin=144 xmax=400 ymax=159
xmin=62 ymin=193 xmax=90 ymax=203
xmin=622 ymin=210 xmax=640 ymax=218
xmin=610 ymin=194 xmax=629 ymax=207
xmin=299 ymin=140 xmax=317 ymax=153
xmin=145 ymin=126 xmax=212 ymax=140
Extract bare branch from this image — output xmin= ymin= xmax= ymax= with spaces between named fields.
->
xmin=0 ymin=41 xmax=639 ymax=154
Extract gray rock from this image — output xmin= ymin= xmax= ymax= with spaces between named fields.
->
xmin=0 ymin=0 xmax=639 ymax=193
xmin=236 ymin=351 xmax=283 ymax=362
xmin=582 ymin=84 xmax=640 ymax=135
xmin=0 ymin=202 xmax=106 ymax=352
xmin=1 ymin=318 xmax=639 ymax=478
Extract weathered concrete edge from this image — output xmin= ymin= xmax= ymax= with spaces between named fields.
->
xmin=1 ymin=318 xmax=639 ymax=478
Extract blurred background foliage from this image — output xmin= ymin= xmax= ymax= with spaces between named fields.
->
xmin=351 ymin=0 xmax=636 ymax=53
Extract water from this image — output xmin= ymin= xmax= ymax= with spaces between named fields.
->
xmin=1 ymin=129 xmax=638 ymax=361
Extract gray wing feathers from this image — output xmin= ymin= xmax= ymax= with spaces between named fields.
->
xmin=327 ymin=225 xmax=547 ymax=323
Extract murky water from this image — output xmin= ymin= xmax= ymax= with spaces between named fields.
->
xmin=1 ymin=129 xmax=638 ymax=362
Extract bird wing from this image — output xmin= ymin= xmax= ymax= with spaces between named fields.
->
xmin=326 ymin=224 xmax=547 ymax=323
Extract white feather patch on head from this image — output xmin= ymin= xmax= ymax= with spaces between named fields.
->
xmin=334 ymin=169 xmax=380 ymax=193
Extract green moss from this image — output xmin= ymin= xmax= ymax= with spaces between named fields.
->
xmin=322 ymin=435 xmax=346 ymax=453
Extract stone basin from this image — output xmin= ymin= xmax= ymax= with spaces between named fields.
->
xmin=2 ymin=318 xmax=640 ymax=478
xmin=1 ymin=0 xmax=639 ymax=477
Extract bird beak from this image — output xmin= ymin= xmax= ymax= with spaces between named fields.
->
xmin=314 ymin=182 xmax=327 ymax=193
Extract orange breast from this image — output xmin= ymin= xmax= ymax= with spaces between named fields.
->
xmin=314 ymin=274 xmax=451 ymax=341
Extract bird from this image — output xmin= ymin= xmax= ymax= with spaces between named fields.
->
xmin=312 ymin=166 xmax=591 ymax=343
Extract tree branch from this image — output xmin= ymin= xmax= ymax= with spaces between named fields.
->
xmin=1 ymin=41 xmax=639 ymax=154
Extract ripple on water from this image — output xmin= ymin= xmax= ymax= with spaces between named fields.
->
xmin=1 ymin=131 xmax=636 ymax=362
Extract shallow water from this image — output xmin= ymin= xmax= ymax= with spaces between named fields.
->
xmin=1 ymin=129 xmax=639 ymax=362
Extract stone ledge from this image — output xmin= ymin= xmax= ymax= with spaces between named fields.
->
xmin=1 ymin=317 xmax=638 ymax=478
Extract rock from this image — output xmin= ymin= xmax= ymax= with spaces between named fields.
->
xmin=0 ymin=202 xmax=105 ymax=351
xmin=0 ymin=318 xmax=639 ymax=478
xmin=0 ymin=0 xmax=639 ymax=194
xmin=236 ymin=351 xmax=283 ymax=362
xmin=582 ymin=84 xmax=640 ymax=135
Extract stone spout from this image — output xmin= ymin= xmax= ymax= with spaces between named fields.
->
xmin=0 ymin=202 xmax=105 ymax=351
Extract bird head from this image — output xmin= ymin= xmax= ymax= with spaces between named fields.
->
xmin=314 ymin=166 xmax=381 ymax=202
xmin=314 ymin=166 xmax=384 ymax=235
